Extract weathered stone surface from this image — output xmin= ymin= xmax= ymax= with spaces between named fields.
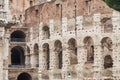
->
xmin=1 ymin=0 xmax=120 ymax=80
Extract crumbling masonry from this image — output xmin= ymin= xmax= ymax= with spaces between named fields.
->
xmin=0 ymin=0 xmax=120 ymax=80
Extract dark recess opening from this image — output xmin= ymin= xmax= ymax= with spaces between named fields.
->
xmin=11 ymin=46 xmax=25 ymax=65
xmin=11 ymin=30 xmax=26 ymax=42
xmin=17 ymin=73 xmax=32 ymax=80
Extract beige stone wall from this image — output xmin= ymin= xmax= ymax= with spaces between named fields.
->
xmin=24 ymin=0 xmax=120 ymax=79
xmin=3 ymin=0 xmax=120 ymax=80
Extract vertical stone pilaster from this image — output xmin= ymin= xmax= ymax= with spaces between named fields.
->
xmin=0 ymin=45 xmax=3 ymax=80
xmin=62 ymin=47 xmax=71 ymax=80
xmin=49 ymin=19 xmax=54 ymax=36
xmin=112 ymin=10 xmax=120 ymax=33
xmin=93 ymin=45 xmax=103 ymax=79
xmin=39 ymin=49 xmax=43 ymax=71
xmin=77 ymin=46 xmax=86 ymax=79
xmin=49 ymin=47 xmax=55 ymax=80
xmin=112 ymin=44 xmax=119 ymax=78
xmin=39 ymin=22 xmax=43 ymax=40
xmin=30 ymin=48 xmax=36 ymax=68
xmin=25 ymin=54 xmax=30 ymax=67
xmin=38 ymin=48 xmax=45 ymax=80
xmin=62 ymin=17 xmax=67 ymax=37
xmin=25 ymin=47 xmax=29 ymax=67
xmin=41 ymin=48 xmax=48 ymax=70
xmin=3 ymin=28 xmax=9 ymax=80
xmin=30 ymin=27 xmax=33 ymax=42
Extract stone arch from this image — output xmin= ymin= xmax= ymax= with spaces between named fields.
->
xmin=11 ymin=30 xmax=26 ymax=42
xmin=101 ymin=17 xmax=113 ymax=33
xmin=11 ymin=46 xmax=25 ymax=65
xmin=83 ymin=36 xmax=94 ymax=63
xmin=34 ymin=43 xmax=39 ymax=67
xmin=54 ymin=40 xmax=62 ymax=69
xmin=42 ymin=26 xmax=50 ymax=39
xmin=42 ymin=43 xmax=50 ymax=70
xmin=101 ymin=37 xmax=112 ymax=51
xmin=68 ymin=38 xmax=78 ymax=65
xmin=17 ymin=72 xmax=32 ymax=80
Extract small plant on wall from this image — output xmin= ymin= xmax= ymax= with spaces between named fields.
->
xmin=103 ymin=0 xmax=120 ymax=12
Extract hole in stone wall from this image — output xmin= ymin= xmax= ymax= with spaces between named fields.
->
xmin=30 ymin=0 xmax=33 ymax=7
xmin=54 ymin=40 xmax=62 ymax=69
xmin=35 ymin=9 xmax=38 ymax=15
xmin=101 ymin=17 xmax=113 ymax=33
xmin=104 ymin=55 xmax=113 ymax=69
xmin=83 ymin=36 xmax=94 ymax=63
xmin=11 ymin=46 xmax=25 ymax=65
xmin=11 ymin=30 xmax=26 ymax=42
xmin=68 ymin=38 xmax=78 ymax=65
xmin=42 ymin=26 xmax=50 ymax=39
xmin=17 ymin=73 xmax=32 ymax=80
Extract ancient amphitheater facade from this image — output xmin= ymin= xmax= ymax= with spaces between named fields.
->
xmin=1 ymin=0 xmax=120 ymax=80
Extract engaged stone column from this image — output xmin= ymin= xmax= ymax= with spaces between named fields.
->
xmin=49 ymin=47 xmax=55 ymax=80
xmin=0 ymin=44 xmax=3 ymax=80
xmin=42 ymin=48 xmax=48 ymax=70
xmin=93 ymin=45 xmax=103 ymax=79
xmin=39 ymin=49 xmax=43 ymax=71
xmin=25 ymin=47 xmax=30 ymax=67
xmin=38 ymin=48 xmax=44 ymax=80
xmin=50 ymin=48 xmax=56 ymax=70
xmin=3 ymin=28 xmax=9 ymax=80
xmin=25 ymin=54 xmax=30 ymax=67
xmin=112 ymin=44 xmax=119 ymax=79
xmin=62 ymin=47 xmax=71 ymax=80
xmin=30 ymin=49 xmax=36 ymax=68
xmin=77 ymin=46 xmax=86 ymax=79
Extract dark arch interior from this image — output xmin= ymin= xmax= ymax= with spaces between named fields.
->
xmin=58 ymin=51 xmax=62 ymax=69
xmin=42 ymin=26 xmax=50 ymax=39
xmin=83 ymin=37 xmax=94 ymax=63
xmin=42 ymin=26 xmax=49 ymax=31
xmin=54 ymin=40 xmax=62 ymax=69
xmin=104 ymin=55 xmax=113 ymax=69
xmin=34 ymin=44 xmax=39 ymax=54
xmin=11 ymin=46 xmax=25 ymax=65
xmin=68 ymin=38 xmax=78 ymax=65
xmin=11 ymin=30 xmax=26 ymax=42
xmin=68 ymin=38 xmax=76 ymax=50
xmin=17 ymin=73 xmax=32 ymax=80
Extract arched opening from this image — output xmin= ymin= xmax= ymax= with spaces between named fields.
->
xmin=68 ymin=38 xmax=78 ymax=65
xmin=11 ymin=30 xmax=26 ymax=42
xmin=17 ymin=72 xmax=32 ymax=80
xmin=104 ymin=55 xmax=113 ymax=69
xmin=42 ymin=43 xmax=50 ymax=70
xmin=101 ymin=37 xmax=113 ymax=69
xmin=11 ymin=46 xmax=25 ymax=65
xmin=83 ymin=36 xmax=94 ymax=63
xmin=34 ymin=44 xmax=39 ymax=67
xmin=54 ymin=40 xmax=62 ymax=69
xmin=101 ymin=37 xmax=112 ymax=51
xmin=42 ymin=26 xmax=50 ymax=39
xmin=101 ymin=17 xmax=113 ymax=33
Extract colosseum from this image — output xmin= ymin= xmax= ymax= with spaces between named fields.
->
xmin=0 ymin=0 xmax=120 ymax=80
